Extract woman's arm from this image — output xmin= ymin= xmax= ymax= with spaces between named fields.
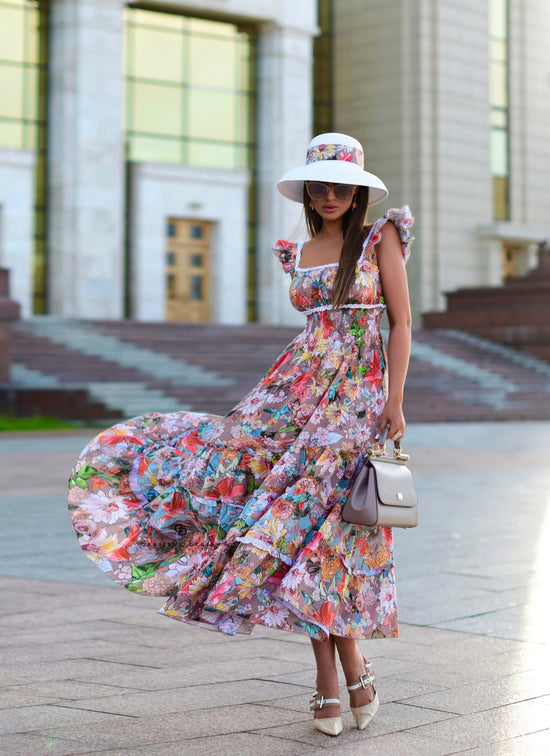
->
xmin=375 ymin=221 xmax=412 ymax=441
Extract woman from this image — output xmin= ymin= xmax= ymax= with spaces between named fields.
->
xmin=68 ymin=132 xmax=413 ymax=738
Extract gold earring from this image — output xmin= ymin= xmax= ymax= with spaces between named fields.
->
xmin=309 ymin=201 xmax=314 ymax=209
xmin=352 ymin=197 xmax=357 ymax=211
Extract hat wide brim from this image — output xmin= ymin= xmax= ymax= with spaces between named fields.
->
xmin=277 ymin=160 xmax=388 ymax=205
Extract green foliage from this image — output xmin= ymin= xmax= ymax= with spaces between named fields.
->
xmin=0 ymin=415 xmax=79 ymax=432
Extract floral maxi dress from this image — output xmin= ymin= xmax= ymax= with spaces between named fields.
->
xmin=68 ymin=206 xmax=414 ymax=641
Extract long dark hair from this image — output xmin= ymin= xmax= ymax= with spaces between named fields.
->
xmin=303 ymin=185 xmax=370 ymax=307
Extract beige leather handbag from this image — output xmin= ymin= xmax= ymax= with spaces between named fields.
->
xmin=342 ymin=442 xmax=418 ymax=529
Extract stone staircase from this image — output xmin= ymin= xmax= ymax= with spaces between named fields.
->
xmin=423 ymin=241 xmax=550 ymax=362
xmin=7 ymin=317 xmax=550 ymax=422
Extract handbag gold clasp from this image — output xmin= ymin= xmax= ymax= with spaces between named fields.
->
xmin=393 ymin=440 xmax=410 ymax=461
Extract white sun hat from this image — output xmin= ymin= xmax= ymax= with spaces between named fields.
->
xmin=277 ymin=132 xmax=388 ymax=205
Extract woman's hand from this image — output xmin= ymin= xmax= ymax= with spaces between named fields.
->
xmin=377 ymin=399 xmax=406 ymax=443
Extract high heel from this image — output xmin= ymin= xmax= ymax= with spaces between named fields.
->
xmin=309 ymin=691 xmax=343 ymax=736
xmin=347 ymin=658 xmax=379 ymax=730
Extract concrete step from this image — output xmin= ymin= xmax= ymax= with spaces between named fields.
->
xmin=9 ymin=318 xmax=550 ymax=422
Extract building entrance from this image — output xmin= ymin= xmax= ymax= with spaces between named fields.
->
xmin=165 ymin=218 xmax=211 ymax=321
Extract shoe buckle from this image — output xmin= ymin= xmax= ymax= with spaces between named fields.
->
xmin=359 ymin=670 xmax=375 ymax=689
xmin=309 ymin=693 xmax=325 ymax=711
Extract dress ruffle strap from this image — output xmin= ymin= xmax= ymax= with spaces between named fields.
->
xmin=369 ymin=205 xmax=415 ymax=264
xmin=272 ymin=239 xmax=298 ymax=274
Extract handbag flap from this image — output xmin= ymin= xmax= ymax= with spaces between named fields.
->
xmin=369 ymin=457 xmax=417 ymax=507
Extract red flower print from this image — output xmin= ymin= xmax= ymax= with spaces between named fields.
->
xmin=290 ymin=371 xmax=314 ymax=398
xmin=159 ymin=490 xmax=188 ymax=522
xmin=319 ymin=310 xmax=333 ymax=338
xmin=316 ymin=600 xmax=336 ymax=628
xmin=264 ymin=350 xmax=292 ymax=381
xmin=101 ymin=430 xmax=144 ymax=447
xmin=363 ymin=348 xmax=382 ymax=385
xmin=179 ymin=429 xmax=203 ymax=453
xmin=109 ymin=522 xmax=140 ymax=560
xmin=204 ymin=477 xmax=246 ymax=501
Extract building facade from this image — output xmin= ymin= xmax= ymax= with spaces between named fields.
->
xmin=1 ymin=0 xmax=549 ymax=326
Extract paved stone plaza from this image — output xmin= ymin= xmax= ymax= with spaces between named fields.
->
xmin=1 ymin=422 xmax=549 ymax=755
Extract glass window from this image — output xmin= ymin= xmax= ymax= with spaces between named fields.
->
xmin=128 ymin=134 xmax=182 ymax=163
xmin=132 ymin=27 xmax=183 ymax=83
xmin=190 ymin=275 xmax=203 ymax=300
xmin=190 ymin=226 xmax=203 ymax=239
xmin=490 ymin=130 xmax=508 ymax=176
xmin=0 ymin=66 xmax=24 ymax=119
xmin=187 ymin=140 xmax=239 ymax=170
xmin=188 ymin=89 xmax=236 ymax=141
xmin=188 ymin=35 xmax=237 ymax=89
xmin=124 ymin=7 xmax=258 ymax=322
xmin=125 ymin=7 xmax=256 ymax=170
xmin=490 ymin=62 xmax=507 ymax=109
xmin=0 ymin=6 xmax=25 ymax=62
xmin=132 ymin=81 xmax=183 ymax=136
xmin=191 ymin=253 xmax=203 ymax=266
xmin=0 ymin=120 xmax=23 ymax=148
xmin=489 ymin=0 xmax=509 ymax=220
xmin=132 ymin=10 xmax=184 ymax=31
xmin=0 ymin=1 xmax=49 ymax=313
xmin=490 ymin=0 xmax=507 ymax=39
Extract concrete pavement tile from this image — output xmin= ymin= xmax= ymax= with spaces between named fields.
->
xmin=258 ymin=692 xmax=309 ymax=714
xmin=432 ymin=605 xmax=547 ymax=643
xmin=3 ymin=680 xmax=137 ymax=705
xmin=394 ymin=623 xmax=462 ymax=645
xmin=58 ymin=678 xmax=310 ymax=717
xmin=0 ymin=704 xmax=130 ymax=735
xmin=261 ymin=668 xmax=443 ymax=704
xmin=0 ymin=689 xmax=58 ymax=709
xmin=0 ymin=733 xmax=106 ymax=756
xmin=0 ymin=603 xmax=156 ymax=629
xmin=0 ymin=621 xmax=185 ymax=648
xmin=460 ymin=730 xmax=550 ymax=755
xmin=261 ymin=668 xmax=347 ymax=690
xmin=255 ymin=701 xmax=456 ymax=747
xmin=1 ymin=659 xmax=155 ymax=686
xmin=406 ymin=699 xmax=550 ymax=749
xmin=380 ymin=632 xmax=527 ymax=664
xmin=409 ymin=669 xmax=550 ymax=715
xmin=298 ymin=730 xmax=460 ymax=756
xmin=129 ymin=731 xmax=309 ymax=756
xmin=379 ymin=676 xmax=447 ymax=703
xmin=247 ymin=625 xmax=311 ymax=644
xmin=486 ymin=625 xmax=549 ymax=645
xmin=76 ymin=657 xmax=313 ymax=692
xmin=47 ymin=704 xmax=307 ymax=748
xmin=85 ymin=636 xmax=310 ymax=670
xmin=2 ymin=640 xmax=168 ymax=667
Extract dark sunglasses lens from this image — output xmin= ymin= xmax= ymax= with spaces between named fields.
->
xmin=334 ymin=185 xmax=354 ymax=201
xmin=308 ymin=183 xmax=327 ymax=200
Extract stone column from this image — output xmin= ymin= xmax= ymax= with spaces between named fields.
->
xmin=48 ymin=0 xmax=125 ymax=319
xmin=0 ymin=269 xmax=21 ymax=385
xmin=256 ymin=21 xmax=317 ymax=325
xmin=0 ymin=149 xmax=36 ymax=316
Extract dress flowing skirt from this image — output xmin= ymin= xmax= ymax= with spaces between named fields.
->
xmin=68 ymin=310 xmax=398 ymax=641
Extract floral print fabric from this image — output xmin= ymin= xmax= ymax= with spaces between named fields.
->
xmin=68 ymin=206 xmax=414 ymax=641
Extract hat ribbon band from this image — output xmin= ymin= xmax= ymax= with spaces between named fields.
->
xmin=306 ymin=143 xmax=364 ymax=168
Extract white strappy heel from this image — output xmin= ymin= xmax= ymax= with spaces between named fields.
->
xmin=346 ymin=658 xmax=379 ymax=730
xmin=309 ymin=691 xmax=343 ymax=736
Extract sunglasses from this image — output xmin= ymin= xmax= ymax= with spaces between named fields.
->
xmin=306 ymin=182 xmax=356 ymax=202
